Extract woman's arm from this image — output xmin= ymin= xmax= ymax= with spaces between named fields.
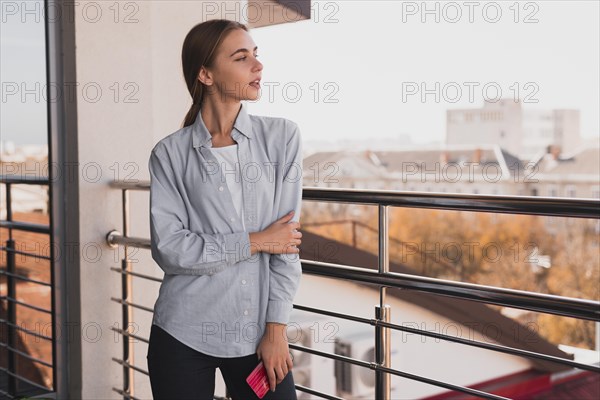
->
xmin=149 ymin=147 xmax=257 ymax=276
xmin=258 ymin=122 xmax=303 ymax=391
xmin=265 ymin=122 xmax=304 ymax=325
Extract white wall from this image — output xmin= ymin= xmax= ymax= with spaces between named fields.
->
xmin=74 ymin=1 xmax=248 ymax=398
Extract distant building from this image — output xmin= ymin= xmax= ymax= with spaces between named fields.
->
xmin=303 ymin=144 xmax=526 ymax=196
xmin=303 ymin=150 xmax=391 ymax=190
xmin=446 ymin=99 xmax=581 ymax=162
xmin=0 ymin=142 xmax=48 ymax=163
xmin=0 ymin=146 xmax=50 ymax=218
xmin=303 ymin=143 xmax=599 ymax=200
xmin=525 ymin=144 xmax=600 ymax=199
xmin=374 ymin=144 xmax=525 ymax=195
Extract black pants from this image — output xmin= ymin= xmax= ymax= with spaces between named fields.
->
xmin=147 ymin=324 xmax=298 ymax=400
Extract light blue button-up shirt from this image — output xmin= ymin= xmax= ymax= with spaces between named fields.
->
xmin=148 ymin=102 xmax=303 ymax=357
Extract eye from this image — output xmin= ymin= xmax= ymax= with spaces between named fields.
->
xmin=236 ymin=54 xmax=259 ymax=61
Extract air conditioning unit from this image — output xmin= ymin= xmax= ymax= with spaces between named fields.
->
xmin=286 ymin=314 xmax=336 ymax=399
xmin=334 ymin=331 xmax=377 ymax=399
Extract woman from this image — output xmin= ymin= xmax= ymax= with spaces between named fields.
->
xmin=146 ymin=19 xmax=303 ymax=399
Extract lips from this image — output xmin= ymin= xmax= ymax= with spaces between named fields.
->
xmin=250 ymin=78 xmax=261 ymax=89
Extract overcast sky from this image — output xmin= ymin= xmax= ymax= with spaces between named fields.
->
xmin=1 ymin=0 xmax=599 ymax=146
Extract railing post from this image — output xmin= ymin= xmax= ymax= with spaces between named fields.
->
xmin=376 ymin=204 xmax=392 ymax=399
xmin=121 ymin=189 xmax=134 ymax=399
xmin=5 ymin=183 xmax=17 ymax=395
xmin=121 ymin=256 xmax=134 ymax=397
xmin=375 ymin=304 xmax=392 ymax=399
xmin=596 ymin=321 xmax=600 ymax=352
xmin=7 ymin=238 xmax=17 ymax=395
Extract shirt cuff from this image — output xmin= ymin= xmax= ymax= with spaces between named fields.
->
xmin=224 ymin=231 xmax=252 ymax=265
xmin=266 ymin=300 xmax=293 ymax=325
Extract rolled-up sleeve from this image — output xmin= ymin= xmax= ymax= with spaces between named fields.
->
xmin=265 ymin=122 xmax=303 ymax=324
xmin=149 ymin=147 xmax=254 ymax=276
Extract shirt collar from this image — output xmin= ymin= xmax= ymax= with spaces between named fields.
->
xmin=192 ymin=102 xmax=254 ymax=148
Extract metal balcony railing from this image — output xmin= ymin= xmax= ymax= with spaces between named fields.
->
xmin=106 ymin=181 xmax=600 ymax=400
xmin=0 ymin=176 xmax=55 ymax=400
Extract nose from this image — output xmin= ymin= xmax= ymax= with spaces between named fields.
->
xmin=254 ymin=58 xmax=263 ymax=71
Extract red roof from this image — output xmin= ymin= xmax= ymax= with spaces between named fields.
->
xmin=423 ymin=368 xmax=600 ymax=400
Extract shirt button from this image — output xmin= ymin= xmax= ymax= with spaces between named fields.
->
xmin=230 ymin=216 xmax=235 ymax=222
xmin=241 ymin=279 xmax=247 ymax=285
xmin=243 ymin=310 xmax=249 ymax=316
xmin=218 ymin=186 xmax=224 ymax=191
xmin=247 ymin=183 xmax=251 ymax=188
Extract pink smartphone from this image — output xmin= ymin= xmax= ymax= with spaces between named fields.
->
xmin=246 ymin=360 xmax=271 ymax=398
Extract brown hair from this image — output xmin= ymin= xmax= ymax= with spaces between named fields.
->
xmin=181 ymin=19 xmax=248 ymax=128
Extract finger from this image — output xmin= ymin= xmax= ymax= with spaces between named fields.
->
xmin=286 ymin=353 xmax=293 ymax=370
xmin=275 ymin=365 xmax=285 ymax=384
xmin=266 ymin=366 xmax=277 ymax=392
xmin=281 ymin=358 xmax=289 ymax=376
xmin=279 ymin=210 xmax=295 ymax=222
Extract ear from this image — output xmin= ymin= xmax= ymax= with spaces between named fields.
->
xmin=198 ymin=66 xmax=212 ymax=86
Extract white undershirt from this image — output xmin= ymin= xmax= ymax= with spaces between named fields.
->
xmin=210 ymin=144 xmax=246 ymax=231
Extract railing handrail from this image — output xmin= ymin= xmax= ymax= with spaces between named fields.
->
xmin=301 ymin=259 xmax=600 ymax=321
xmin=0 ymin=220 xmax=51 ymax=234
xmin=0 ymin=175 xmax=50 ymax=185
xmin=105 ymin=231 xmax=600 ymax=322
xmin=105 ymin=180 xmax=600 ymax=219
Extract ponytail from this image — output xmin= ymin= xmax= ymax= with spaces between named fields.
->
xmin=183 ymin=101 xmax=202 ymax=128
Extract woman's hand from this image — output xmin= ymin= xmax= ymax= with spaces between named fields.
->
xmin=249 ymin=210 xmax=302 ymax=255
xmin=256 ymin=323 xmax=294 ymax=392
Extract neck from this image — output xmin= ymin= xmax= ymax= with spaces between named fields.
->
xmin=200 ymin=99 xmax=242 ymax=141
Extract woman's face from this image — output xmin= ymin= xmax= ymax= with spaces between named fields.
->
xmin=202 ymin=29 xmax=263 ymax=102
